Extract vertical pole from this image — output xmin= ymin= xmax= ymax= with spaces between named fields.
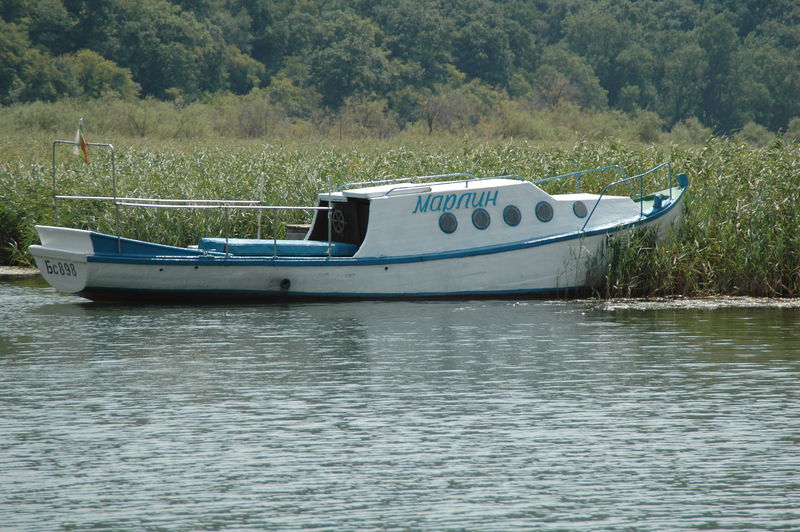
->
xmin=257 ymin=172 xmax=264 ymax=239
xmin=109 ymin=145 xmax=121 ymax=252
xmin=639 ymin=176 xmax=644 ymax=217
xmin=224 ymin=206 xmax=229 ymax=258
xmin=327 ymin=175 xmax=333 ymax=258
xmin=51 ymin=142 xmax=58 ymax=223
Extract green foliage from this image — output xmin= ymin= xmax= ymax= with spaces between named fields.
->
xmin=209 ymin=90 xmax=287 ymax=139
xmin=452 ymin=14 xmax=514 ymax=87
xmin=67 ymin=50 xmax=140 ymax=100
xmin=307 ymin=11 xmax=391 ymax=109
xmin=2 ymin=0 xmax=800 ymax=136
xmin=371 ymin=0 xmax=452 ymax=86
xmin=532 ymin=46 xmax=607 ymax=109
xmin=735 ymin=122 xmax=775 ymax=147
xmin=786 ymin=118 xmax=800 ymax=142
xmin=667 ymin=117 xmax=713 ymax=146
xmin=632 ymin=110 xmax=664 ymax=144
xmin=599 ymin=139 xmax=800 ymax=297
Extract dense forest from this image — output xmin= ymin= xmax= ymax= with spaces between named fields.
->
xmin=2 ymin=0 xmax=800 ymax=139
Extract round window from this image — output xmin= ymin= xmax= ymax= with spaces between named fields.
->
xmin=503 ymin=205 xmax=521 ymax=226
xmin=572 ymin=200 xmax=588 ymax=218
xmin=535 ymin=201 xmax=553 ymax=223
xmin=439 ymin=212 xmax=458 ymax=234
xmin=472 ymin=208 xmax=490 ymax=230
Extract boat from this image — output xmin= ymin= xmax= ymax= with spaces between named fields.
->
xmin=30 ymin=140 xmax=688 ymax=301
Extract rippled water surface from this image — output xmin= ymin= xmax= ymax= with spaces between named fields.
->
xmin=2 ymin=278 xmax=799 ymax=531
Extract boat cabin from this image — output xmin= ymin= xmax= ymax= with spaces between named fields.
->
xmin=300 ymin=177 xmax=643 ymax=259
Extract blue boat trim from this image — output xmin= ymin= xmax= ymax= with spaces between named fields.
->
xmin=86 ymin=188 xmax=684 ymax=268
xmin=91 ymin=232 xmax=205 ymax=256
xmin=197 ymin=237 xmax=357 ymax=257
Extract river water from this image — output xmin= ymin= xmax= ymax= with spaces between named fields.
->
xmin=1 ymin=277 xmax=799 ymax=531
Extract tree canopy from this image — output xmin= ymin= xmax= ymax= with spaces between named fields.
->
xmin=2 ymin=0 xmax=799 ymax=135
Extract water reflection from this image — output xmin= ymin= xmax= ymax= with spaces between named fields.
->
xmin=1 ymin=279 xmax=799 ymax=531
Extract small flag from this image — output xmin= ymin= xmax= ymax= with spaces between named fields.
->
xmin=73 ymin=118 xmax=88 ymax=164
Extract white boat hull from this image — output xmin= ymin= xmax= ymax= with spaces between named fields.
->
xmin=29 ymin=199 xmax=682 ymax=301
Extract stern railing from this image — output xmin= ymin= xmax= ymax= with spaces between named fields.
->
xmin=50 ymin=140 xmax=337 ymax=256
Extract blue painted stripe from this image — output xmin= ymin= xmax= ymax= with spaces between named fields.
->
xmin=90 ymin=232 xmax=205 ymax=256
xmin=87 ymin=187 xmax=684 ymax=268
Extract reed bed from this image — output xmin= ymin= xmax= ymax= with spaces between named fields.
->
xmin=1 ymin=136 xmax=798 ymax=297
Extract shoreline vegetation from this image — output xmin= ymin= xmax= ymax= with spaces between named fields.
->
xmin=1 ymin=101 xmax=798 ymax=299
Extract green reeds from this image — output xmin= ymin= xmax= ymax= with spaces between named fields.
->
xmin=1 ymin=136 xmax=798 ymax=297
xmin=599 ymin=139 xmax=800 ymax=297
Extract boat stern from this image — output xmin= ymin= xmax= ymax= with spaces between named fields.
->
xmin=29 ymin=226 xmax=93 ymax=293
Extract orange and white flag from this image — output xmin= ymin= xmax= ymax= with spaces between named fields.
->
xmin=73 ymin=118 xmax=88 ymax=164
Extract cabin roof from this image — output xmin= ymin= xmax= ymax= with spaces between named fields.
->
xmin=321 ymin=177 xmax=525 ymax=202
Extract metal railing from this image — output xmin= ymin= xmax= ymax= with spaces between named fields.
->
xmin=52 ymin=140 xmax=117 ymax=226
xmin=528 ymin=161 xmax=677 ymax=232
xmin=338 ymin=172 xmax=530 ymax=198
xmin=531 ymin=164 xmax=630 ymax=194
xmin=578 ymin=162 xmax=674 ymax=231
xmin=50 ymin=140 xmax=335 ymax=256
xmin=118 ymin=200 xmax=332 ymax=258
xmin=336 ymin=172 xmax=477 ymax=191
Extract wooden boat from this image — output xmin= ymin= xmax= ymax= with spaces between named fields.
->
xmin=30 ymin=141 xmax=687 ymax=301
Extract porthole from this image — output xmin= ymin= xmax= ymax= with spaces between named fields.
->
xmin=439 ymin=212 xmax=458 ymax=234
xmin=535 ymin=201 xmax=553 ymax=223
xmin=572 ymin=200 xmax=588 ymax=218
xmin=472 ymin=208 xmax=490 ymax=230
xmin=503 ymin=205 xmax=521 ymax=226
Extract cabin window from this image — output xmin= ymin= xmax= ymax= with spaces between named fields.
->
xmin=535 ymin=201 xmax=553 ymax=222
xmin=472 ymin=208 xmax=490 ymax=230
xmin=439 ymin=212 xmax=458 ymax=234
xmin=503 ymin=205 xmax=521 ymax=226
xmin=573 ymin=201 xmax=588 ymax=218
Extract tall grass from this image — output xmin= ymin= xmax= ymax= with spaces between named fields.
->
xmin=599 ymin=139 xmax=800 ymax=297
xmin=1 ymin=132 xmax=798 ymax=297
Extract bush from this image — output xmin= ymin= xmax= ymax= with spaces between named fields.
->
xmin=784 ymin=117 xmax=800 ymax=142
xmin=667 ymin=117 xmax=713 ymax=145
xmin=735 ymin=121 xmax=774 ymax=146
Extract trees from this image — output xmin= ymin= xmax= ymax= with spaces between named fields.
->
xmin=657 ymin=43 xmax=707 ymax=128
xmin=68 ymin=49 xmax=139 ymax=100
xmin=0 ymin=18 xmax=137 ymax=103
xmin=452 ymin=15 xmax=514 ymax=87
xmin=731 ymin=37 xmax=800 ymax=131
xmin=307 ymin=11 xmax=390 ymax=109
xmin=695 ymin=11 xmax=741 ymax=133
xmin=562 ymin=4 xmax=630 ymax=106
xmin=1 ymin=0 xmax=799 ymax=137
xmin=371 ymin=0 xmax=452 ymax=87
xmin=532 ymin=46 xmax=607 ymax=109
xmin=0 ymin=20 xmax=30 ymax=104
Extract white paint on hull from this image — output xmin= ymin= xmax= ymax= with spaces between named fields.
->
xmin=29 ymin=202 xmax=681 ymax=299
